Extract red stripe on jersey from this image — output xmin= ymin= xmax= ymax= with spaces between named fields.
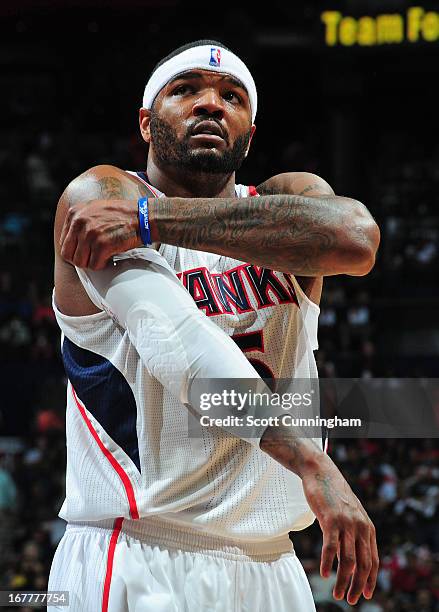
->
xmin=102 ymin=517 xmax=123 ymax=612
xmin=71 ymin=386 xmax=140 ymax=520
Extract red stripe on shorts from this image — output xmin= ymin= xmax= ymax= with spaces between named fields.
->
xmin=71 ymin=386 xmax=140 ymax=519
xmin=102 ymin=517 xmax=124 ymax=612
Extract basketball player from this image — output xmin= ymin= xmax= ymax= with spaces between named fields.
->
xmin=50 ymin=40 xmax=380 ymax=611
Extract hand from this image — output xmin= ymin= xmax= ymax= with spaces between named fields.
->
xmin=301 ymin=455 xmax=379 ymax=606
xmin=59 ymin=199 xmax=141 ymax=269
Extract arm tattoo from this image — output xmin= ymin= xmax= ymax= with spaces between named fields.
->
xmin=151 ymin=187 xmax=377 ymax=276
xmin=99 ymin=177 xmax=128 ymax=199
xmin=98 ymin=176 xmax=149 ymax=200
xmin=255 ymin=184 xmax=277 ymax=196
xmin=260 ymin=425 xmax=338 ymax=508
xmin=315 ymin=473 xmax=336 ymax=507
xmin=259 ymin=424 xmax=321 ymax=478
xmin=298 ymin=182 xmax=324 ymax=196
xmin=154 ymin=193 xmax=350 ymax=276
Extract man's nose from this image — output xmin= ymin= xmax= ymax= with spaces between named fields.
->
xmin=192 ymin=90 xmax=224 ymax=119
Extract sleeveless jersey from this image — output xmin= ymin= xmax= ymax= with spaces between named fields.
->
xmin=53 ymin=172 xmax=323 ymax=541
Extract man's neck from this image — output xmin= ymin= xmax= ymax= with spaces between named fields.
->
xmin=145 ymin=158 xmax=237 ymax=198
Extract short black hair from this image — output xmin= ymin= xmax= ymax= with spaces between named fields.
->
xmin=151 ymin=39 xmax=232 ymax=75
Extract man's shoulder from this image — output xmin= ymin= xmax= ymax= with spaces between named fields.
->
xmin=59 ymin=165 xmax=155 ymax=210
xmin=66 ymin=164 xmax=127 ymax=188
xmin=256 ymin=172 xmax=334 ymax=196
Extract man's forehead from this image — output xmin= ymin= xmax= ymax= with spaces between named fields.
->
xmin=167 ymin=69 xmax=248 ymax=93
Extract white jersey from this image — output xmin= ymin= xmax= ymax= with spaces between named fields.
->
xmin=53 ymin=173 xmax=323 ymax=542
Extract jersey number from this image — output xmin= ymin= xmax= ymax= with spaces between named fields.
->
xmin=232 ymin=331 xmax=275 ymax=384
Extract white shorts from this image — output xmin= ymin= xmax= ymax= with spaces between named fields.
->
xmin=48 ymin=516 xmax=316 ymax=612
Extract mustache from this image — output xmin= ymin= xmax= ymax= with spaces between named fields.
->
xmin=186 ymin=117 xmax=229 ymax=144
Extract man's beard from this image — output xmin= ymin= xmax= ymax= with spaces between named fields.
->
xmin=150 ymin=112 xmax=252 ymax=174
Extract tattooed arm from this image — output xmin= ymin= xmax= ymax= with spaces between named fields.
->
xmin=259 ymin=426 xmax=379 ymax=605
xmin=60 ymin=165 xmax=379 ymax=275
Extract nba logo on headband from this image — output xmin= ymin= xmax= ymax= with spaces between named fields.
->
xmin=209 ymin=47 xmax=221 ymax=67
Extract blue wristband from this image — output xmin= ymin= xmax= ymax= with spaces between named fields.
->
xmin=138 ymin=197 xmax=152 ymax=246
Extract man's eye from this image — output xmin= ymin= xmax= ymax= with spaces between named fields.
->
xmin=223 ymin=91 xmax=241 ymax=104
xmin=172 ymin=85 xmax=192 ymax=95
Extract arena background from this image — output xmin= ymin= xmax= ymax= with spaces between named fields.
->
xmin=0 ymin=0 xmax=438 ymax=610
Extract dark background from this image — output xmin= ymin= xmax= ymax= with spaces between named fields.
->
xmin=0 ymin=1 xmax=438 ymax=610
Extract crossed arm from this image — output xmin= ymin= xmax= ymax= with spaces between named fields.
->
xmin=55 ymin=165 xmax=380 ymax=605
xmin=59 ymin=164 xmax=380 ymax=275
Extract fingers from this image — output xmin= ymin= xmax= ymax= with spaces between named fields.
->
xmin=62 ymin=227 xmax=109 ymax=270
xmin=72 ymin=241 xmax=91 ymax=269
xmin=60 ymin=224 xmax=78 ymax=264
xmin=59 ymin=206 xmax=97 ymax=268
xmin=89 ymin=242 xmax=111 ymax=271
xmin=310 ymin=461 xmax=378 ymax=607
xmin=321 ymin=518 xmax=378 ymax=607
xmin=320 ymin=523 xmax=339 ymax=579
xmin=59 ymin=214 xmax=68 ymax=249
xmin=363 ymin=526 xmax=379 ymax=600
xmin=59 ymin=201 xmax=124 ymax=269
xmin=333 ymin=529 xmax=356 ymax=602
xmin=346 ymin=525 xmax=372 ymax=605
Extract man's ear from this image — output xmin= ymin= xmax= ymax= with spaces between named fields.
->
xmin=245 ymin=124 xmax=256 ymax=157
xmin=139 ymin=108 xmax=152 ymax=144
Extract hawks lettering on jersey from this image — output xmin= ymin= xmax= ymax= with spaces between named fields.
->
xmin=176 ymin=264 xmax=299 ymax=316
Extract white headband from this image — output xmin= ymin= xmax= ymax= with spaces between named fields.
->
xmin=142 ymin=44 xmax=257 ymax=123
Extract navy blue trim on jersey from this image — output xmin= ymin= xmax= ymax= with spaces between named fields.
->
xmin=136 ymin=171 xmax=149 ymax=183
xmin=62 ymin=338 xmax=141 ymax=472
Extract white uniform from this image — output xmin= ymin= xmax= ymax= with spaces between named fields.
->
xmin=48 ymin=175 xmax=322 ymax=611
